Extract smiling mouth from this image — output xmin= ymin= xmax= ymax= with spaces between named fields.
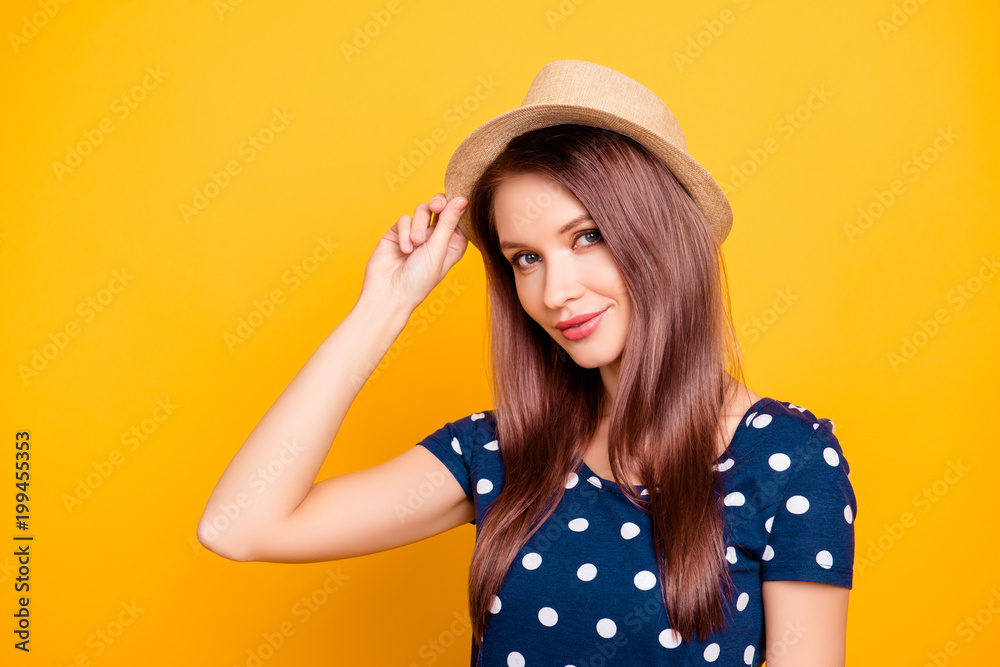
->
xmin=559 ymin=308 xmax=608 ymax=341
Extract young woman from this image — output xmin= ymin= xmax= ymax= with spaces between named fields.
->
xmin=198 ymin=61 xmax=857 ymax=666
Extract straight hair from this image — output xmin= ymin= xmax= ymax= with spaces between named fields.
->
xmin=464 ymin=124 xmax=748 ymax=648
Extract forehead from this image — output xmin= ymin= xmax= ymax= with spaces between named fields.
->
xmin=494 ymin=172 xmax=590 ymax=246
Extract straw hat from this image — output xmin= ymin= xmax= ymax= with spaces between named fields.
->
xmin=443 ymin=59 xmax=733 ymax=249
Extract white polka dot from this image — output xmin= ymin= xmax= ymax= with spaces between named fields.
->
xmin=539 ymin=606 xmax=558 ymax=626
xmin=484 ymin=439 xmax=499 ymax=451
xmin=813 ymin=423 xmax=820 ymax=430
xmin=715 ymin=457 xmax=735 ymax=472
xmin=634 ymin=570 xmax=656 ymax=590
xmin=745 ymin=412 xmax=757 ymax=427
xmin=522 ymin=552 xmax=542 ymax=570
xmin=471 ymin=412 xmax=485 ymax=421
xmin=577 ymin=563 xmax=597 ymax=581
xmin=830 ymin=420 xmax=836 ymax=432
xmin=787 ymin=403 xmax=807 ymax=412
xmin=621 ymin=522 xmax=640 ymax=539
xmin=704 ymin=642 xmax=720 ymax=661
xmin=568 ymin=518 xmax=589 ymax=532
xmin=816 ymin=550 xmax=833 ymax=569
xmin=762 ymin=545 xmax=774 ymax=561
xmin=751 ymin=413 xmax=772 ymax=429
xmin=507 ymin=651 xmax=524 ymax=667
xmin=659 ymin=628 xmax=682 ymax=648
xmin=476 ymin=478 xmax=493 ymax=494
xmin=586 ymin=476 xmax=602 ymax=488
xmin=736 ymin=592 xmax=749 ymax=611
xmin=844 ymin=505 xmax=853 ymax=523
xmin=566 ymin=472 xmax=579 ymax=489
xmin=490 ymin=595 xmax=501 ymax=613
xmin=764 ymin=516 xmax=774 ymax=532
xmin=596 ymin=618 xmax=617 ymax=638
xmin=786 ymin=495 xmax=810 ymax=514
xmin=450 ymin=437 xmax=462 ymax=455
xmin=726 ymin=546 xmax=737 ymax=564
xmin=744 ymin=645 xmax=755 ymax=664
xmin=640 ymin=488 xmax=649 ymax=496
xmin=823 ymin=447 xmax=840 ymax=466
xmin=724 ymin=492 xmax=745 ymax=506
xmin=768 ymin=453 xmax=790 ymax=471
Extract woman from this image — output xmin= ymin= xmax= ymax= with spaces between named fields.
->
xmin=198 ymin=60 xmax=857 ymax=666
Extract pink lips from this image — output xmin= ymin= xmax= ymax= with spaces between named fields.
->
xmin=559 ymin=308 xmax=608 ymax=341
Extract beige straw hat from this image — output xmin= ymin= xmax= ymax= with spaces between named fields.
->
xmin=443 ymin=59 xmax=733 ymax=249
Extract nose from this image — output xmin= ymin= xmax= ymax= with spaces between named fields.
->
xmin=542 ymin=251 xmax=585 ymax=311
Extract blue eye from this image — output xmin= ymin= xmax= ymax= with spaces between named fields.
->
xmin=508 ymin=229 xmax=603 ymax=271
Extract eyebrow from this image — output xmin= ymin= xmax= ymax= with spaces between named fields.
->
xmin=498 ymin=214 xmax=593 ymax=251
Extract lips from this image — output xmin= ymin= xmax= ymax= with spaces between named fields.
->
xmin=558 ymin=308 xmax=609 ymax=342
xmin=556 ymin=308 xmax=608 ymax=330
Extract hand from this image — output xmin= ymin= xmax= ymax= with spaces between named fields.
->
xmin=359 ymin=193 xmax=469 ymax=311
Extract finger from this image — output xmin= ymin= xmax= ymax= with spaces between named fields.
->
xmin=397 ymin=214 xmax=413 ymax=253
xmin=428 ymin=192 xmax=446 ymax=213
xmin=411 ymin=201 xmax=432 ymax=245
xmin=427 ymin=196 xmax=468 ymax=256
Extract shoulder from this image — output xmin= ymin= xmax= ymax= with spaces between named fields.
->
xmin=450 ymin=410 xmax=497 ymax=437
xmin=428 ymin=410 xmax=498 ymax=458
xmin=747 ymin=398 xmax=855 ymax=501
xmin=749 ymin=398 xmax=846 ymax=461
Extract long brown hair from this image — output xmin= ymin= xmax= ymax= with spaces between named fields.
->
xmin=464 ymin=124 xmax=748 ymax=647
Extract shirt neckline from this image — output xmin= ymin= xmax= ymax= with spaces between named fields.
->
xmin=576 ymin=397 xmax=774 ymax=493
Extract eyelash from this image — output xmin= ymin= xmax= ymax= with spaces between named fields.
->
xmin=508 ymin=229 xmax=604 ymax=271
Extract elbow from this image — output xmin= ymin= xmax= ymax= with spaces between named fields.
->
xmin=196 ymin=517 xmax=255 ymax=562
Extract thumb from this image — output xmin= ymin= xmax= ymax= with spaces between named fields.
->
xmin=427 ymin=196 xmax=468 ymax=259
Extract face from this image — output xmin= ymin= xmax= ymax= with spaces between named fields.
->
xmin=494 ymin=171 xmax=632 ymax=374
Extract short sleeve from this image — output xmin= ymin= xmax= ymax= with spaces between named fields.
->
xmin=415 ymin=413 xmax=479 ymax=525
xmin=760 ymin=420 xmax=857 ymax=589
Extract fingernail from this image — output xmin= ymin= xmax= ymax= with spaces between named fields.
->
xmin=455 ymin=198 xmax=468 ymax=212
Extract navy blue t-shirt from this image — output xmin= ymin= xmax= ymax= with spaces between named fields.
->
xmin=416 ymin=397 xmax=857 ymax=666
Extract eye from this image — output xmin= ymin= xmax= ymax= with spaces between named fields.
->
xmin=507 ymin=229 xmax=603 ymax=272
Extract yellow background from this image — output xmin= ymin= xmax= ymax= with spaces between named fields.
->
xmin=2 ymin=0 xmax=998 ymax=664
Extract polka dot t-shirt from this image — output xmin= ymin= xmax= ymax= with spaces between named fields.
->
xmin=416 ymin=397 xmax=857 ymax=666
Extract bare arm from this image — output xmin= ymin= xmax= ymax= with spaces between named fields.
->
xmin=762 ymin=580 xmax=850 ymax=666
xmin=197 ymin=193 xmax=471 ymax=562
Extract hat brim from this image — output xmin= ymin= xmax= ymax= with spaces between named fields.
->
xmin=444 ymin=104 xmax=733 ymax=249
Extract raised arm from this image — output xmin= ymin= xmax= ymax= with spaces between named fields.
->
xmin=196 ymin=193 xmax=471 ymax=562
